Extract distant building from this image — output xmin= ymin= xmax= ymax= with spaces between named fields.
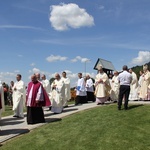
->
xmin=93 ymin=58 xmax=116 ymax=75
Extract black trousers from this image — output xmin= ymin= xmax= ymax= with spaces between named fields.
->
xmin=118 ymin=85 xmax=130 ymax=109
xmin=75 ymin=96 xmax=87 ymax=105
xmin=86 ymin=91 xmax=95 ymax=102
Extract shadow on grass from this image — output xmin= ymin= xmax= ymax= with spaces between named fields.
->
xmin=128 ymin=104 xmax=144 ymax=110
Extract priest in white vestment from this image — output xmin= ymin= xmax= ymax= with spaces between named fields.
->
xmin=41 ymin=74 xmax=51 ymax=99
xmin=110 ymin=71 xmax=120 ymax=102
xmin=85 ymin=75 xmax=95 ymax=102
xmin=61 ymin=71 xmax=71 ymax=107
xmin=139 ymin=64 xmax=150 ymax=100
xmin=51 ymin=73 xmax=65 ymax=113
xmin=95 ymin=65 xmax=111 ymax=105
xmin=137 ymin=70 xmax=144 ymax=98
xmin=75 ymin=73 xmax=87 ymax=105
xmin=0 ymin=81 xmax=5 ymax=120
xmin=129 ymin=69 xmax=139 ymax=101
xmin=12 ymin=74 xmax=26 ymax=118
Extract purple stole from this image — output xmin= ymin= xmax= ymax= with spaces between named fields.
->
xmin=26 ymin=81 xmax=51 ymax=107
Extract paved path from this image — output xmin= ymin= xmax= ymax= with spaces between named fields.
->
xmin=0 ymin=101 xmax=150 ymax=143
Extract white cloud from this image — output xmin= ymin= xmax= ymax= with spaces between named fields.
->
xmin=71 ymin=56 xmax=90 ymax=63
xmin=30 ymin=63 xmax=35 ymax=66
xmin=131 ymin=51 xmax=150 ymax=65
xmin=46 ymin=55 xmax=68 ymax=62
xmin=0 ymin=25 xmax=44 ymax=31
xmin=0 ymin=72 xmax=16 ymax=84
xmin=63 ymin=70 xmax=72 ymax=74
xmin=14 ymin=70 xmax=20 ymax=73
xmin=49 ymin=3 xmax=94 ymax=31
xmin=98 ymin=5 xmax=105 ymax=10
xmin=81 ymin=58 xmax=91 ymax=63
xmin=32 ymin=68 xmax=40 ymax=73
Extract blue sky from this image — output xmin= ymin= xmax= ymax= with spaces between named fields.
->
xmin=0 ymin=0 xmax=150 ymax=87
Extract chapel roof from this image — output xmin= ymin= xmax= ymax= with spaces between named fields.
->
xmin=93 ymin=58 xmax=116 ymax=71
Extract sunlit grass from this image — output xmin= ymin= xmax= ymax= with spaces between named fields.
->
xmin=1 ymin=104 xmax=150 ymax=150
xmin=2 ymin=105 xmax=27 ymax=117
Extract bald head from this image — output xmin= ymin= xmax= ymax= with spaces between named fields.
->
xmin=86 ymin=74 xmax=90 ymax=79
xmin=55 ymin=73 xmax=60 ymax=80
xmin=113 ymin=71 xmax=118 ymax=76
xmin=35 ymin=73 xmax=40 ymax=80
xmin=31 ymin=75 xmax=37 ymax=83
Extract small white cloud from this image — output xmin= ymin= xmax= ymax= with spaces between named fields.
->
xmin=30 ymin=63 xmax=35 ymax=66
xmin=131 ymin=51 xmax=150 ymax=65
xmin=49 ymin=3 xmax=94 ymax=31
xmin=71 ymin=56 xmax=90 ymax=63
xmin=98 ymin=5 xmax=105 ymax=10
xmin=63 ymin=70 xmax=72 ymax=74
xmin=32 ymin=68 xmax=40 ymax=73
xmin=46 ymin=55 xmax=68 ymax=62
xmin=71 ymin=58 xmax=78 ymax=62
xmin=81 ymin=58 xmax=91 ymax=63
xmin=28 ymin=70 xmax=32 ymax=73
xmin=14 ymin=70 xmax=20 ymax=73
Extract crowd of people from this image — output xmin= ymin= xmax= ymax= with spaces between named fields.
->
xmin=0 ymin=63 xmax=150 ymax=125
xmin=75 ymin=63 xmax=150 ymax=108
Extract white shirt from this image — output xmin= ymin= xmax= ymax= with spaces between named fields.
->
xmin=118 ymin=71 xmax=132 ymax=86
xmin=86 ymin=78 xmax=94 ymax=92
xmin=76 ymin=78 xmax=87 ymax=96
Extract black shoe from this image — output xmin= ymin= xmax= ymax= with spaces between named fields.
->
xmin=13 ymin=115 xmax=19 ymax=117
xmin=118 ymin=108 xmax=121 ymax=110
xmin=18 ymin=116 xmax=24 ymax=119
xmin=63 ymin=105 xmax=68 ymax=108
xmin=124 ymin=107 xmax=129 ymax=110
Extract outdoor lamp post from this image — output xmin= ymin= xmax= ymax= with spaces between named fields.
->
xmin=84 ymin=59 xmax=91 ymax=76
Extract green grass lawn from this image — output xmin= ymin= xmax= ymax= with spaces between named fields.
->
xmin=2 ymin=105 xmax=14 ymax=117
xmin=1 ymin=104 xmax=150 ymax=150
xmin=2 ymin=105 xmax=27 ymax=117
